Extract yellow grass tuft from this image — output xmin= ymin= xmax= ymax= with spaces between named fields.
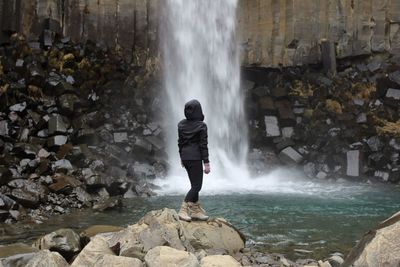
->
xmin=325 ymin=99 xmax=342 ymax=114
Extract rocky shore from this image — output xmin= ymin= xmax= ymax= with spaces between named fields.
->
xmin=0 ymin=33 xmax=164 ymax=224
xmin=244 ymin=53 xmax=400 ymax=184
xmin=0 ymin=208 xmax=399 ymax=267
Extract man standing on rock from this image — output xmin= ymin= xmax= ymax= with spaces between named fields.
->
xmin=177 ymin=99 xmax=211 ymax=222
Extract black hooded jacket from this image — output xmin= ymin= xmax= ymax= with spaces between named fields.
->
xmin=178 ymin=100 xmax=209 ymax=163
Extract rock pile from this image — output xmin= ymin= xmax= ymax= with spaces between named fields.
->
xmin=0 ymin=208 xmax=363 ymax=266
xmin=0 ymin=33 xmax=165 ymax=223
xmin=0 ymin=208 xmax=245 ymax=267
xmin=245 ymin=53 xmax=400 ymax=183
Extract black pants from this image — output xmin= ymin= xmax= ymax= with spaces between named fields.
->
xmin=182 ymin=160 xmax=203 ymax=203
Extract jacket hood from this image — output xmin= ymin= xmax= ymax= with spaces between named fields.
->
xmin=184 ymin=99 xmax=204 ymax=121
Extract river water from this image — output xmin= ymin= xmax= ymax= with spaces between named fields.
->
xmin=1 ymin=180 xmax=399 ymax=260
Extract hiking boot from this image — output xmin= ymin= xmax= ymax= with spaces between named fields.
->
xmin=189 ymin=202 xmax=209 ymax=221
xmin=178 ymin=201 xmax=191 ymax=222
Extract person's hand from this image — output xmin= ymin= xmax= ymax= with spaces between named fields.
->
xmin=204 ymin=163 xmax=210 ymax=174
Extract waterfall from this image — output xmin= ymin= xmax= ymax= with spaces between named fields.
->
xmin=156 ymin=0 xmax=250 ymax=194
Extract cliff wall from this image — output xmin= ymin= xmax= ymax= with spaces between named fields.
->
xmin=1 ymin=0 xmax=399 ymax=67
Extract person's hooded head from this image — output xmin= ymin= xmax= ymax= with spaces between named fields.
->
xmin=184 ymin=99 xmax=204 ymax=121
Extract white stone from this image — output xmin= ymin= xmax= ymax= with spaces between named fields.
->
xmin=356 ymin=113 xmax=367 ymax=124
xmin=282 ymin=127 xmax=294 ymax=138
xmin=264 ymin=116 xmax=281 ymax=137
xmin=316 ymin=171 xmax=327 ymax=179
xmin=9 ymin=102 xmax=26 ymax=112
xmin=279 ymin=147 xmax=304 ymax=164
xmin=374 ymin=170 xmax=389 ymax=181
xmin=113 ymin=132 xmax=128 ymax=143
xmin=386 ymin=88 xmax=400 ymax=100
xmin=346 ymin=150 xmax=360 ymax=177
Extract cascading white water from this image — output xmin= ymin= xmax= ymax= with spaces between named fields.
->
xmin=156 ymin=0 xmax=251 ymax=194
xmin=155 ymin=0 xmax=370 ymax=196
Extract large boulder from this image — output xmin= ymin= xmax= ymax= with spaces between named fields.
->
xmin=200 ymin=255 xmax=241 ymax=267
xmin=105 ymin=208 xmax=245 ymax=260
xmin=181 ymin=218 xmax=245 ymax=254
xmin=33 ymin=228 xmax=81 ymax=260
xmin=71 ymin=236 xmax=114 ymax=267
xmin=25 ymin=250 xmax=69 ymax=267
xmin=93 ymin=254 xmax=143 ymax=267
xmin=106 ymin=208 xmax=191 ymax=260
xmin=144 ymin=246 xmax=199 ymax=267
xmin=343 ymin=211 xmax=400 ymax=267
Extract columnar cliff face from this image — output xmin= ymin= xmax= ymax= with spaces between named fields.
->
xmin=1 ymin=0 xmax=400 ymax=67
xmin=238 ymin=0 xmax=400 ymax=67
xmin=0 ymin=0 xmax=160 ymax=60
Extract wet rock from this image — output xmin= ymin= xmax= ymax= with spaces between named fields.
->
xmin=264 ymin=116 xmax=281 ymax=137
xmin=144 ymin=246 xmax=199 ymax=267
xmin=48 ymin=115 xmax=68 ymax=135
xmin=346 ymin=150 xmax=361 ymax=177
xmin=92 ymin=197 xmax=123 ymax=212
xmin=278 ymin=147 xmax=304 ymax=165
xmin=25 ymin=250 xmax=69 ymax=267
xmin=33 ymin=228 xmax=81 ymax=261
